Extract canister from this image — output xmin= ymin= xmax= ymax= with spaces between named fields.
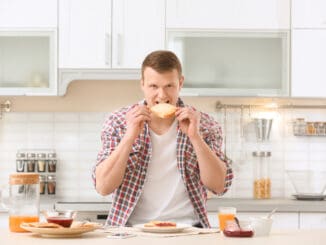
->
xmin=253 ymin=151 xmax=271 ymax=199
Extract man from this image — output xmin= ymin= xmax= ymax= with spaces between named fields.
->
xmin=93 ymin=50 xmax=233 ymax=228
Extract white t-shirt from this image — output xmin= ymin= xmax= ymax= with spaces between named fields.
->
xmin=128 ymin=120 xmax=197 ymax=226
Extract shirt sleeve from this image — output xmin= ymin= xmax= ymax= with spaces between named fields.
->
xmin=204 ymin=117 xmax=234 ymax=196
xmin=92 ymin=113 xmax=122 ymax=187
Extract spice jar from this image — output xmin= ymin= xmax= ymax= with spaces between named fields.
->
xmin=253 ymin=151 xmax=271 ymax=199
xmin=47 ymin=153 xmax=57 ymax=172
xmin=8 ymin=173 xmax=40 ymax=232
xmin=36 ymin=153 xmax=46 ymax=172
xmin=293 ymin=118 xmax=305 ymax=136
xmin=317 ymin=122 xmax=325 ymax=135
xmin=39 ymin=175 xmax=46 ymax=195
xmin=47 ymin=175 xmax=56 ymax=195
xmin=26 ymin=153 xmax=36 ymax=172
xmin=16 ymin=153 xmax=26 ymax=172
xmin=306 ymin=122 xmax=316 ymax=135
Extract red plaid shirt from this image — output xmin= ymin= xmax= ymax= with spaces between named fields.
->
xmin=93 ymin=98 xmax=233 ymax=228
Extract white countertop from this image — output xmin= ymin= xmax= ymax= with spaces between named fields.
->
xmin=1 ymin=229 xmax=326 ymax=245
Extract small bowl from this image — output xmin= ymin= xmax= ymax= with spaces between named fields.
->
xmin=250 ymin=217 xmax=273 ymax=236
xmin=42 ymin=210 xmax=77 ymax=228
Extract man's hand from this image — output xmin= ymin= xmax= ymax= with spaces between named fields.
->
xmin=175 ymin=107 xmax=201 ymax=139
xmin=125 ymin=105 xmax=151 ymax=140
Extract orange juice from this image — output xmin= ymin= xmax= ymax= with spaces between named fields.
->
xmin=9 ymin=215 xmax=39 ymax=232
xmin=218 ymin=213 xmax=235 ymax=231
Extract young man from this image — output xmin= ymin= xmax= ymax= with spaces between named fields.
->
xmin=93 ymin=50 xmax=233 ymax=228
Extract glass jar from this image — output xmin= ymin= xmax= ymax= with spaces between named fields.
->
xmin=293 ymin=118 xmax=305 ymax=136
xmin=47 ymin=153 xmax=57 ymax=172
xmin=8 ymin=173 xmax=40 ymax=232
xmin=317 ymin=122 xmax=325 ymax=135
xmin=39 ymin=175 xmax=46 ymax=195
xmin=16 ymin=153 xmax=26 ymax=172
xmin=306 ymin=122 xmax=316 ymax=135
xmin=47 ymin=175 xmax=56 ymax=195
xmin=36 ymin=153 xmax=46 ymax=172
xmin=253 ymin=151 xmax=271 ymax=199
xmin=26 ymin=153 xmax=36 ymax=172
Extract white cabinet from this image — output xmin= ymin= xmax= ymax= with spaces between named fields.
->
xmin=291 ymin=30 xmax=326 ymax=98
xmin=292 ymin=0 xmax=326 ymax=28
xmin=0 ymin=0 xmax=57 ymax=28
xmin=300 ymin=213 xmax=326 ymax=228
xmin=166 ymin=0 xmax=290 ymax=29
xmin=112 ymin=0 xmax=165 ymax=68
xmin=59 ymin=0 xmax=111 ymax=68
xmin=59 ymin=0 xmax=165 ymax=69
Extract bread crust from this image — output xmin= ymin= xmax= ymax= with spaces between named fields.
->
xmin=150 ymin=103 xmax=177 ymax=119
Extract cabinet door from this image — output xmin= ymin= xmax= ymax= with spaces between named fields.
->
xmin=0 ymin=0 xmax=57 ymax=28
xmin=291 ymin=30 xmax=326 ymax=98
xmin=300 ymin=213 xmax=326 ymax=228
xmin=166 ymin=0 xmax=290 ymax=29
xmin=112 ymin=0 xmax=165 ymax=68
xmin=59 ymin=0 xmax=111 ymax=68
xmin=292 ymin=0 xmax=326 ymax=28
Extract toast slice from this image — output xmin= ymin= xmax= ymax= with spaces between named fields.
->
xmin=150 ymin=103 xmax=177 ymax=119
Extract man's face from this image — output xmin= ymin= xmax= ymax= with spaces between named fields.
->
xmin=141 ymin=67 xmax=184 ymax=107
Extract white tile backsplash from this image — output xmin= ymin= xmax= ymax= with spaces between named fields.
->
xmin=0 ymin=109 xmax=325 ymax=201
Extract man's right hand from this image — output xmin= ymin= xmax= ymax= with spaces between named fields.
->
xmin=125 ymin=105 xmax=151 ymax=140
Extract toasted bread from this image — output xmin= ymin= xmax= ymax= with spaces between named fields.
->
xmin=144 ymin=220 xmax=177 ymax=228
xmin=150 ymin=103 xmax=177 ymax=119
xmin=22 ymin=222 xmax=63 ymax=228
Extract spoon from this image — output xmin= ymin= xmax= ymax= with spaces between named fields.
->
xmin=234 ymin=216 xmax=241 ymax=230
xmin=267 ymin=208 xmax=277 ymax=219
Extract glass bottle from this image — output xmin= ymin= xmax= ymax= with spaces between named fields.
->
xmin=36 ymin=153 xmax=46 ymax=172
xmin=47 ymin=175 xmax=56 ymax=195
xmin=47 ymin=153 xmax=57 ymax=172
xmin=8 ymin=173 xmax=40 ymax=232
xmin=26 ymin=153 xmax=36 ymax=172
xmin=39 ymin=175 xmax=46 ymax=195
xmin=16 ymin=153 xmax=26 ymax=172
xmin=253 ymin=151 xmax=271 ymax=199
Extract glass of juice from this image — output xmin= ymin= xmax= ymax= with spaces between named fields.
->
xmin=218 ymin=207 xmax=236 ymax=231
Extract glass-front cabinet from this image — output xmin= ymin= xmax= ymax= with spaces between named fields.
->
xmin=0 ymin=30 xmax=57 ymax=95
xmin=167 ymin=30 xmax=290 ymax=97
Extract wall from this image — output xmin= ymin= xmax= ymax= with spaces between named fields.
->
xmin=1 ymin=80 xmax=326 ymax=202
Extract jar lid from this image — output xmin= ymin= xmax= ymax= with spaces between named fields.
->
xmin=27 ymin=153 xmax=36 ymax=159
xmin=16 ymin=153 xmax=26 ymax=158
xmin=37 ymin=153 xmax=46 ymax=159
xmin=39 ymin=175 xmax=46 ymax=181
xmin=10 ymin=173 xmax=39 ymax=185
xmin=47 ymin=175 xmax=56 ymax=181
xmin=252 ymin=151 xmax=271 ymax=157
xmin=48 ymin=153 xmax=56 ymax=159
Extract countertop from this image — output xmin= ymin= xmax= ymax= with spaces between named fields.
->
xmin=1 ymin=229 xmax=325 ymax=245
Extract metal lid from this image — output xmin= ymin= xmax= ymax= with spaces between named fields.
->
xmin=16 ymin=153 xmax=26 ymax=159
xmin=37 ymin=153 xmax=46 ymax=159
xmin=10 ymin=173 xmax=39 ymax=185
xmin=252 ymin=151 xmax=271 ymax=157
xmin=47 ymin=175 xmax=56 ymax=181
xmin=48 ymin=153 xmax=56 ymax=159
xmin=27 ymin=153 xmax=36 ymax=159
xmin=39 ymin=175 xmax=46 ymax=181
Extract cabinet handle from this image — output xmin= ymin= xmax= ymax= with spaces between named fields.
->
xmin=105 ymin=33 xmax=111 ymax=67
xmin=117 ymin=34 xmax=123 ymax=67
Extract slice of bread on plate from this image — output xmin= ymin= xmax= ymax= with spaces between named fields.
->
xmin=144 ymin=220 xmax=177 ymax=228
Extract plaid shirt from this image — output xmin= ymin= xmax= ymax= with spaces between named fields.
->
xmin=93 ymin=98 xmax=233 ymax=228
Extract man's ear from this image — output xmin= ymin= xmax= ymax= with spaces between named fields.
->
xmin=179 ymin=75 xmax=184 ymax=89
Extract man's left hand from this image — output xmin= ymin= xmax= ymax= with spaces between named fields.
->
xmin=175 ymin=107 xmax=201 ymax=139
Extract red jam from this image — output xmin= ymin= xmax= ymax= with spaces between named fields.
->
xmin=223 ymin=229 xmax=254 ymax=237
xmin=46 ymin=217 xmax=73 ymax=227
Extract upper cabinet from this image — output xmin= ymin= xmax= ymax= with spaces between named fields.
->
xmin=59 ymin=0 xmax=111 ymax=68
xmin=292 ymin=0 xmax=326 ymax=28
xmin=59 ymin=0 xmax=165 ymax=69
xmin=0 ymin=0 xmax=57 ymax=28
xmin=166 ymin=0 xmax=290 ymax=29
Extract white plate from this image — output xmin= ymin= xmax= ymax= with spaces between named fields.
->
xmin=134 ymin=223 xmax=191 ymax=233
xmin=20 ymin=222 xmax=100 ymax=238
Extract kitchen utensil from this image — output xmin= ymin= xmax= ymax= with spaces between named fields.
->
xmin=286 ymin=170 xmax=326 ymax=200
xmin=42 ymin=210 xmax=77 ymax=227
xmin=250 ymin=217 xmax=273 ymax=237
xmin=254 ymin=118 xmax=273 ymax=141
xmin=266 ymin=208 xmax=277 ymax=219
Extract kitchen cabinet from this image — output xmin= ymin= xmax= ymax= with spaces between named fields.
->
xmin=59 ymin=0 xmax=111 ymax=68
xmin=292 ymin=0 xmax=326 ymax=29
xmin=0 ymin=30 xmax=57 ymax=95
xmin=300 ymin=212 xmax=326 ymax=228
xmin=59 ymin=0 xmax=165 ymax=69
xmin=291 ymin=30 xmax=326 ymax=98
xmin=166 ymin=0 xmax=290 ymax=29
xmin=0 ymin=0 xmax=57 ymax=28
xmin=111 ymin=0 xmax=165 ymax=68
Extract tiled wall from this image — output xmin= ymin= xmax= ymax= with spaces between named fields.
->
xmin=1 ymin=108 xmax=326 ymax=202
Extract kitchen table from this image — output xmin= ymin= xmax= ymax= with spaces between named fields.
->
xmin=1 ymin=228 xmax=325 ymax=245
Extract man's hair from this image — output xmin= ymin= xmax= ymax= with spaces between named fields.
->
xmin=141 ymin=50 xmax=182 ymax=79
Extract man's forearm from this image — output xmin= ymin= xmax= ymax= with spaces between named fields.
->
xmin=190 ymin=134 xmax=227 ymax=194
xmin=95 ymin=135 xmax=135 ymax=195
